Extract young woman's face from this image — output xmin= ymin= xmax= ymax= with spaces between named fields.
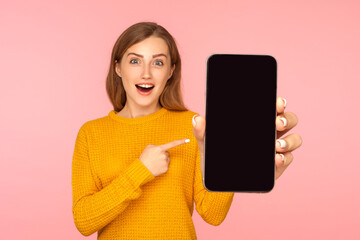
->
xmin=115 ymin=36 xmax=175 ymax=109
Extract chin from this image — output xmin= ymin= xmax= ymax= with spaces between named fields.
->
xmin=129 ymin=88 xmax=162 ymax=108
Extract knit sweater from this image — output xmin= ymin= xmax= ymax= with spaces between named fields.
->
xmin=72 ymin=107 xmax=234 ymax=239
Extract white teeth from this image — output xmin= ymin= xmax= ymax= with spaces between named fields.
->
xmin=137 ymin=84 xmax=153 ymax=88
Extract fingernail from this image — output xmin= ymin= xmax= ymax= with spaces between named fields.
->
xmin=282 ymin=97 xmax=287 ymax=108
xmin=185 ymin=139 xmax=190 ymax=143
xmin=279 ymin=117 xmax=287 ymax=127
xmin=192 ymin=115 xmax=199 ymax=127
xmin=278 ymin=153 xmax=286 ymax=165
xmin=277 ymin=139 xmax=287 ymax=149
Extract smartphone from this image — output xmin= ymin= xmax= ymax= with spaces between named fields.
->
xmin=204 ymin=54 xmax=277 ymax=193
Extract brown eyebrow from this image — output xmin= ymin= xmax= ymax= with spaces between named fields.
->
xmin=127 ymin=52 xmax=167 ymax=58
xmin=152 ymin=53 xmax=167 ymax=58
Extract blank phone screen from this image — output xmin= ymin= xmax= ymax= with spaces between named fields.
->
xmin=204 ymin=54 xmax=277 ymax=192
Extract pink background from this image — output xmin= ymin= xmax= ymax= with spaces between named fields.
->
xmin=1 ymin=0 xmax=359 ymax=239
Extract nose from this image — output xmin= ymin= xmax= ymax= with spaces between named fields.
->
xmin=141 ymin=63 xmax=152 ymax=80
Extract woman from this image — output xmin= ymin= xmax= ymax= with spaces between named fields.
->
xmin=72 ymin=22 xmax=302 ymax=239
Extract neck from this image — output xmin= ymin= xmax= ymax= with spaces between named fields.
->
xmin=117 ymin=102 xmax=162 ymax=118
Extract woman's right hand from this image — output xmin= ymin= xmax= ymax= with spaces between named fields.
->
xmin=139 ymin=139 xmax=190 ymax=177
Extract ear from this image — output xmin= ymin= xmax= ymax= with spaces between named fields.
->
xmin=169 ymin=64 xmax=175 ymax=79
xmin=115 ymin=62 xmax=122 ymax=77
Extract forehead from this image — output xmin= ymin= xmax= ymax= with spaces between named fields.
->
xmin=125 ymin=36 xmax=170 ymax=56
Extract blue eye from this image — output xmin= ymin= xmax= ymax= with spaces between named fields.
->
xmin=155 ymin=60 xmax=163 ymax=66
xmin=130 ymin=59 xmax=139 ymax=64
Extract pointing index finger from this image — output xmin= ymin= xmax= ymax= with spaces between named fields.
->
xmin=160 ymin=139 xmax=190 ymax=151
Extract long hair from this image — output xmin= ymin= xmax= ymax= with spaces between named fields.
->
xmin=106 ymin=22 xmax=188 ymax=112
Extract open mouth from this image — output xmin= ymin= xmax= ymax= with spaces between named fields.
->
xmin=135 ymin=84 xmax=155 ymax=93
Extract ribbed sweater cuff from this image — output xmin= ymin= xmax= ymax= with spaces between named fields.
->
xmin=124 ymin=159 xmax=155 ymax=187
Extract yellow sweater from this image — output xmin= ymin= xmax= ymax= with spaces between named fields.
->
xmin=72 ymin=107 xmax=234 ymax=239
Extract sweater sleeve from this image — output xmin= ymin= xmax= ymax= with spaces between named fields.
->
xmin=193 ymin=143 xmax=235 ymax=226
xmin=71 ymin=125 xmax=155 ymax=236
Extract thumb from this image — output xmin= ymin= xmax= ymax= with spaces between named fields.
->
xmin=192 ymin=114 xmax=206 ymax=176
xmin=192 ymin=114 xmax=205 ymax=145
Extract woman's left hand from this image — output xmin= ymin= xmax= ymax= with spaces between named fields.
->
xmin=273 ymin=97 xmax=302 ymax=179
xmin=192 ymin=96 xmax=302 ymax=181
